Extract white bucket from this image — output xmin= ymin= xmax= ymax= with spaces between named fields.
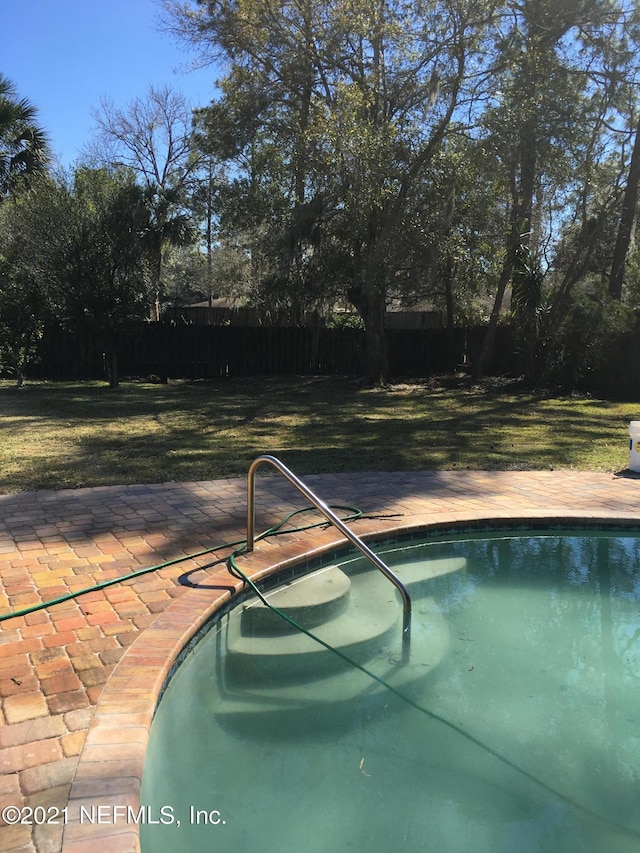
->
xmin=629 ymin=421 xmax=640 ymax=472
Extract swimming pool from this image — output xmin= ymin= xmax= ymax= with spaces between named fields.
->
xmin=140 ymin=527 xmax=640 ymax=852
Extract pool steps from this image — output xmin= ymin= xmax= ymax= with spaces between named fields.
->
xmin=238 ymin=557 xmax=466 ymax=640
xmin=240 ymin=565 xmax=352 ymax=634
xmin=247 ymin=455 xmax=412 ymax=635
xmin=396 ymin=556 xmax=467 ymax=590
xmin=226 ymin=568 xmax=398 ymax=682
xmin=215 ymin=558 xmax=465 ymax=720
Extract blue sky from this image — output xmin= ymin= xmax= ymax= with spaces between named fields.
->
xmin=4 ymin=0 xmax=217 ymax=168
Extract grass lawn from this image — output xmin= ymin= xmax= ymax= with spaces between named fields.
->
xmin=0 ymin=375 xmax=637 ymax=494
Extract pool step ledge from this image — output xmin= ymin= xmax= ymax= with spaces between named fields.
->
xmin=225 ymin=567 xmax=399 ymax=683
xmin=240 ymin=565 xmax=351 ymax=635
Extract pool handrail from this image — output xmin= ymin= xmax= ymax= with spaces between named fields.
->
xmin=246 ymin=454 xmax=411 ymax=643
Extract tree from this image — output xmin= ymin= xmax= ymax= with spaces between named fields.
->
xmin=395 ymin=135 xmax=507 ymax=348
xmin=162 ymin=244 xmax=209 ymax=307
xmin=55 ymin=168 xmax=150 ymax=386
xmin=87 ymin=85 xmax=198 ymax=319
xmin=609 ymin=112 xmax=640 ymax=300
xmin=0 ymin=176 xmax=67 ymax=385
xmin=0 ymin=74 xmax=49 ymax=199
xmin=1 ymin=169 xmax=150 ymax=386
xmin=166 ymin=0 xmax=496 ymax=382
xmin=474 ymin=0 xmax=640 ymax=378
xmin=0 ymin=249 xmax=43 ymax=387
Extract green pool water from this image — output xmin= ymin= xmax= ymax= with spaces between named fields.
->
xmin=140 ymin=529 xmax=640 ymax=852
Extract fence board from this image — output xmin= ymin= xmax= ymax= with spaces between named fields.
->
xmin=27 ymin=322 xmax=516 ymax=382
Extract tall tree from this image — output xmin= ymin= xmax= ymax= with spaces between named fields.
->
xmin=609 ymin=112 xmax=640 ymax=300
xmin=0 ymin=244 xmax=44 ymax=387
xmin=57 ymin=168 xmax=150 ymax=385
xmin=1 ymin=169 xmax=150 ymax=386
xmin=0 ymin=74 xmax=49 ymax=198
xmin=474 ymin=0 xmax=636 ymax=378
xmin=397 ymin=135 xmax=507 ymax=335
xmin=0 ymin=176 xmax=68 ymax=385
xmin=166 ymin=0 xmax=496 ymax=382
xmin=87 ymin=85 xmax=198 ymax=319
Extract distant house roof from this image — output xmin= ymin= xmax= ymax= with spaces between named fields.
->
xmin=186 ymin=298 xmax=247 ymax=310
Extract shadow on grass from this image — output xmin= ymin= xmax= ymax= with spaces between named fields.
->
xmin=0 ymin=376 xmax=634 ymax=495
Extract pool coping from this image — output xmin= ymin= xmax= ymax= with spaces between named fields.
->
xmin=62 ymin=504 xmax=640 ymax=852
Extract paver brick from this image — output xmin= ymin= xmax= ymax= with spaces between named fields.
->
xmin=63 ymin=707 xmax=94 ymax=732
xmin=20 ymin=757 xmax=78 ymax=795
xmin=61 ymin=730 xmax=86 ymax=757
xmin=40 ymin=671 xmax=83 ymax=696
xmin=101 ymin=620 xmax=134 ymax=636
xmin=86 ymin=611 xmax=119 ymax=627
xmin=24 ymin=783 xmax=71 ymax=813
xmin=75 ymin=591 xmax=105 ymax=604
xmin=98 ymin=648 xmax=126 ymax=665
xmin=29 ymin=648 xmax=68 ymax=667
xmin=103 ymin=588 xmax=137 ymax=604
xmin=23 ymin=611 xmax=50 ymax=627
xmin=65 ymin=639 xmax=118 ymax=657
xmin=33 ymin=819 xmax=64 ymax=853
xmin=19 ymin=623 xmax=54 ymax=640
xmin=75 ymin=627 xmax=102 ymax=641
xmin=86 ymin=685 xmax=106 ymax=705
xmin=69 ymin=653 xmax=102 ymax=672
xmin=6 ymin=593 xmax=42 ymax=608
xmin=0 ymin=676 xmax=41 ymax=698
xmin=27 ymin=785 xmax=72 ymax=853
xmin=31 ymin=662 xmax=75 ymax=685
xmin=3 ymin=692 xmax=49 ymax=724
xmin=50 ymin=616 xmax=86 ymax=632
xmin=77 ymin=667 xmax=113 ymax=689
xmin=0 ymin=772 xmax=21 ymax=797
xmin=0 ymin=822 xmax=33 ymax=849
xmin=46 ymin=690 xmax=90 ymax=715
xmin=0 ymin=639 xmax=43 ymax=659
xmin=0 ymin=737 xmax=63 ymax=774
xmin=42 ymin=632 xmax=78 ymax=649
xmin=114 ymin=603 xmax=149 ymax=619
xmin=0 ymin=655 xmax=32 ymax=679
xmin=0 ymin=716 xmax=66 ymax=748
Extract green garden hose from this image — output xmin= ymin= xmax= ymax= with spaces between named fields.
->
xmin=0 ymin=503 xmax=363 ymax=624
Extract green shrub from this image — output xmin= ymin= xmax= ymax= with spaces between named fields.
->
xmin=542 ymin=284 xmax=635 ymax=390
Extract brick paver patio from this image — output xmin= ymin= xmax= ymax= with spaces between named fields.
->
xmin=0 ymin=469 xmax=639 ymax=852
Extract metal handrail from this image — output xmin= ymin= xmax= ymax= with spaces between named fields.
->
xmin=246 ymin=454 xmax=411 ymax=643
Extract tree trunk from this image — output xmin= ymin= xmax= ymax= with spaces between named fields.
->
xmin=349 ymin=273 xmax=389 ymax=384
xmin=347 ymin=231 xmax=390 ymax=384
xmin=476 ymin=116 xmax=537 ymax=379
xmin=361 ymin=288 xmax=389 ymax=385
xmin=543 ymin=214 xmax=604 ymax=342
xmin=105 ymin=349 xmax=119 ymax=388
xmin=473 ymin=257 xmax=515 ymax=379
xmin=147 ymin=244 xmax=163 ymax=321
xmin=309 ymin=310 xmax=321 ymax=374
xmin=609 ymin=114 xmax=640 ymax=300
xmin=442 ymin=256 xmax=457 ymax=370
xmin=206 ymin=159 xmax=214 ymax=308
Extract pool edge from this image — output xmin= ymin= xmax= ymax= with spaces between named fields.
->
xmin=61 ymin=509 xmax=640 ymax=852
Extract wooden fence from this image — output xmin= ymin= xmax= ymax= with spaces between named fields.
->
xmin=27 ymin=323 xmax=516 ymax=381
